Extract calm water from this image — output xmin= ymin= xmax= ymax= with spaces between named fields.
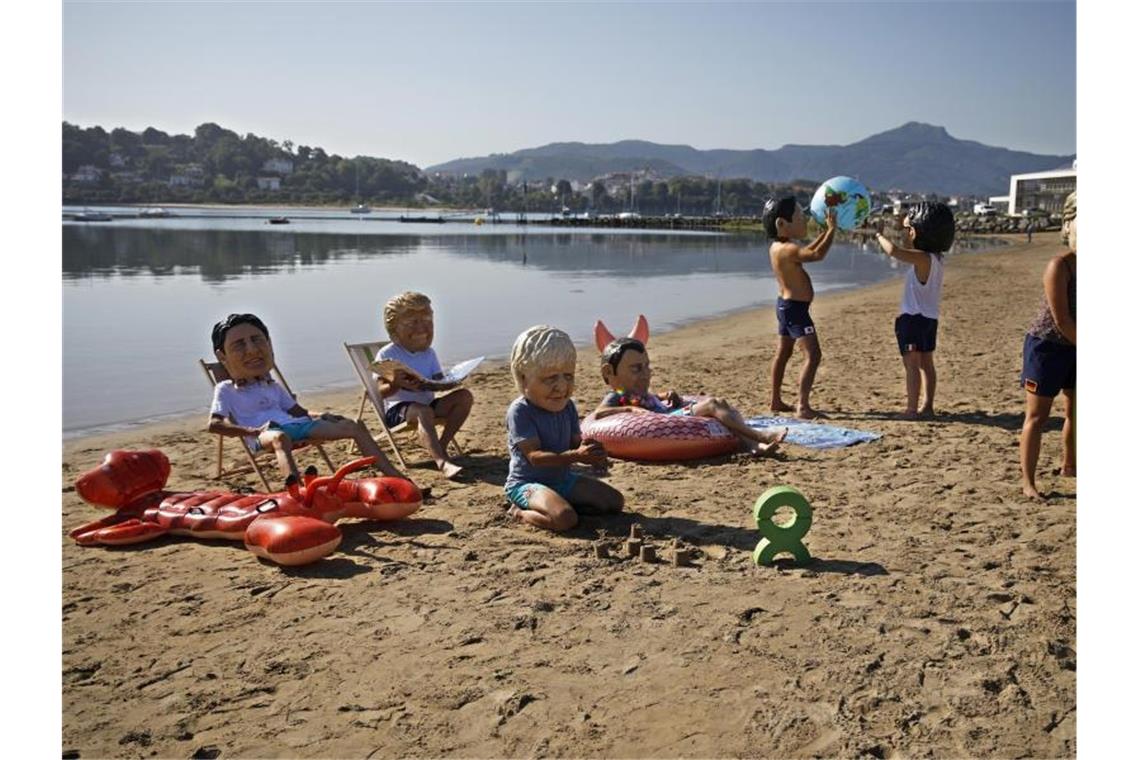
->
xmin=62 ymin=208 xmax=991 ymax=436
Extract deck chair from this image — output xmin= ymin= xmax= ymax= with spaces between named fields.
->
xmin=199 ymin=359 xmax=336 ymax=491
xmin=343 ymin=341 xmax=464 ymax=469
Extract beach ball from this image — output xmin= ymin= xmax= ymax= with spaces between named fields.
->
xmin=810 ymin=176 xmax=872 ymax=231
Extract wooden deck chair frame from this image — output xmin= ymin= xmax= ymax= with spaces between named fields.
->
xmin=343 ymin=340 xmax=464 ymax=469
xmin=199 ymin=359 xmax=336 ymax=491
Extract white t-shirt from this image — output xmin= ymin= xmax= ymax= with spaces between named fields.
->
xmin=375 ymin=343 xmax=443 ymax=410
xmin=210 ymin=379 xmax=302 ymax=428
xmin=899 ymin=253 xmax=944 ymax=319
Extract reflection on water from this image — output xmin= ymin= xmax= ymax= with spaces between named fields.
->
xmin=63 ymin=223 xmax=993 ymax=436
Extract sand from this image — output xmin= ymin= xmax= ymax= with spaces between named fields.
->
xmin=62 ymin=234 xmax=1075 ymax=758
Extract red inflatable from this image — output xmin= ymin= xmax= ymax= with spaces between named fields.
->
xmin=581 ymin=409 xmax=738 ymax=462
xmin=588 ymin=314 xmax=738 ymax=461
xmin=69 ymin=450 xmax=422 ymax=566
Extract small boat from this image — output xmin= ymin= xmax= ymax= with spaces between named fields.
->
xmin=398 ymin=215 xmax=446 ymax=224
xmin=73 ymin=209 xmax=113 ymax=222
xmin=139 ymin=207 xmax=173 ymax=218
xmin=267 ymin=217 xmax=290 ymax=225
xmin=350 ymin=204 xmax=372 ymax=214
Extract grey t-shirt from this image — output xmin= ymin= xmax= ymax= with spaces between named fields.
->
xmin=505 ymin=396 xmax=581 ymax=490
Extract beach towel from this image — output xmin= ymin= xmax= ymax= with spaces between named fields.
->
xmin=745 ymin=416 xmax=881 ymax=449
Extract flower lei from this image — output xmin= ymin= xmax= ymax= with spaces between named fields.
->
xmin=611 ymin=388 xmax=644 ymax=407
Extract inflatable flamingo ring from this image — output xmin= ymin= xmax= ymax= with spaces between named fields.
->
xmin=69 ymin=450 xmax=422 ymax=566
xmin=580 ymin=316 xmax=738 ymax=462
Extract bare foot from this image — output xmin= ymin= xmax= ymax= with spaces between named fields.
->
xmin=748 ymin=432 xmax=784 ymax=457
xmin=770 ymin=400 xmax=795 ymax=413
xmin=766 ymin=426 xmax=789 ymax=445
xmin=506 ymin=504 xmax=525 ymax=522
xmin=1021 ymin=481 xmax=1047 ymax=502
xmin=797 ymin=405 xmax=825 ymax=420
xmin=900 ymin=410 xmax=918 ymax=421
xmin=917 ymin=407 xmax=935 ymax=420
xmin=439 ymin=461 xmax=464 ymax=480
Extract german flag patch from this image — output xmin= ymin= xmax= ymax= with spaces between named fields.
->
xmin=1025 ymin=379 xmax=1039 ymax=393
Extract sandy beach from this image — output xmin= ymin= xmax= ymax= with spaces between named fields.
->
xmin=62 ymin=234 xmax=1075 ymax=758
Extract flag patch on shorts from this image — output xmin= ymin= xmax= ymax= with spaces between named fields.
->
xmin=1025 ymin=379 xmax=1039 ymax=393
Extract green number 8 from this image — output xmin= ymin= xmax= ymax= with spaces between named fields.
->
xmin=752 ymin=485 xmax=813 ymax=566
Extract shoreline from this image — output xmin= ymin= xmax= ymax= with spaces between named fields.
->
xmin=60 ymin=261 xmax=907 ymax=448
xmin=62 ymin=235 xmax=1013 ymax=444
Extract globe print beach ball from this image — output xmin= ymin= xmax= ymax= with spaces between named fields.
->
xmin=810 ymin=176 xmax=872 ymax=231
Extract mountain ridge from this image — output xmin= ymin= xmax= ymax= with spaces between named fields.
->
xmin=426 ymin=123 xmax=1074 ymax=196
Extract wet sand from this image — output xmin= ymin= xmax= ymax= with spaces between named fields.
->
xmin=62 ymin=234 xmax=1074 ymax=758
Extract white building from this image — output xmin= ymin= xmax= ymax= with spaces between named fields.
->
xmin=256 ymin=176 xmax=282 ymax=191
xmin=72 ymin=165 xmax=103 ymax=183
xmin=987 ymin=195 xmax=1011 ymax=214
xmin=261 ymin=158 xmax=294 ymax=175
xmin=169 ymin=163 xmax=206 ymax=188
xmin=1005 ymin=165 xmax=1076 ymax=216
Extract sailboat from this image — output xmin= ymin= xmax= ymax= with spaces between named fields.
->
xmin=350 ymin=161 xmax=371 ymax=214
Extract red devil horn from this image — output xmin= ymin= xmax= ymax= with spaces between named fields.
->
xmin=594 ymin=320 xmax=616 ymax=352
xmin=630 ymin=314 xmax=649 ymax=345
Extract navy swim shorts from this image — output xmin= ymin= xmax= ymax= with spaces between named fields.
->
xmin=384 ymin=398 xmax=443 ymax=428
xmin=1021 ymin=334 xmax=1076 ymax=398
xmin=895 ymin=313 xmax=939 ymax=354
xmin=776 ymin=297 xmax=816 ymax=339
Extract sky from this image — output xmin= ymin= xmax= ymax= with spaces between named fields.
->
xmin=62 ymin=1 xmax=1076 ymax=168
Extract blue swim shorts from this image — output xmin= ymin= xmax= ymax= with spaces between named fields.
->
xmin=505 ymin=472 xmax=582 ymax=510
xmin=1021 ymin=334 xmax=1076 ymax=398
xmin=895 ymin=313 xmax=939 ymax=354
xmin=777 ymin=297 xmax=816 ymax=339
xmin=250 ymin=418 xmax=318 ymax=452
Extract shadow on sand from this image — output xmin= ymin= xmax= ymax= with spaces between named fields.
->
xmin=840 ymin=409 xmax=1063 ymax=433
xmin=569 ymin=510 xmax=888 ymax=576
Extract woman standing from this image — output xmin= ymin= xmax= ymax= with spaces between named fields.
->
xmin=1019 ymin=191 xmax=1077 ymax=501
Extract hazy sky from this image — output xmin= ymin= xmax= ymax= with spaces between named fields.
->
xmin=63 ymin=1 xmax=1075 ymax=168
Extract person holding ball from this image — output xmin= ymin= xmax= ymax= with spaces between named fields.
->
xmin=871 ymin=202 xmax=956 ymax=420
xmin=763 ymin=197 xmax=838 ymax=419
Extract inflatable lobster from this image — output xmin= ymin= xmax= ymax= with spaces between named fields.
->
xmin=69 ymin=450 xmax=422 ymax=566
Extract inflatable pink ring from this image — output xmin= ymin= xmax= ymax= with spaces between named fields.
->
xmin=581 ymin=410 xmax=738 ymax=462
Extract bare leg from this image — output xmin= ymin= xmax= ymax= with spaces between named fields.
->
xmin=918 ymin=351 xmax=937 ymax=418
xmin=567 ymin=475 xmax=625 ymax=515
xmin=901 ymin=351 xmax=922 ymax=419
xmin=1061 ymin=387 xmax=1075 ymax=476
xmin=770 ymin=336 xmax=796 ymax=412
xmin=692 ymin=398 xmax=787 ymax=456
xmin=796 ymin=334 xmax=823 ymax=419
xmin=1020 ymin=391 xmax=1055 ymax=501
xmin=259 ymin=429 xmax=300 ymax=480
xmin=435 ymin=388 xmax=474 ymax=452
xmin=307 ymin=418 xmax=405 ymax=479
xmin=508 ymin=487 xmax=578 ymax=532
xmin=404 ymin=404 xmax=462 ymax=479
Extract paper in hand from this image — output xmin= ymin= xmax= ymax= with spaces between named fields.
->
xmin=370 ymin=356 xmax=484 ymax=388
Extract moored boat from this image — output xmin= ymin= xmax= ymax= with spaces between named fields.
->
xmin=73 ymin=209 xmax=113 ymax=222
